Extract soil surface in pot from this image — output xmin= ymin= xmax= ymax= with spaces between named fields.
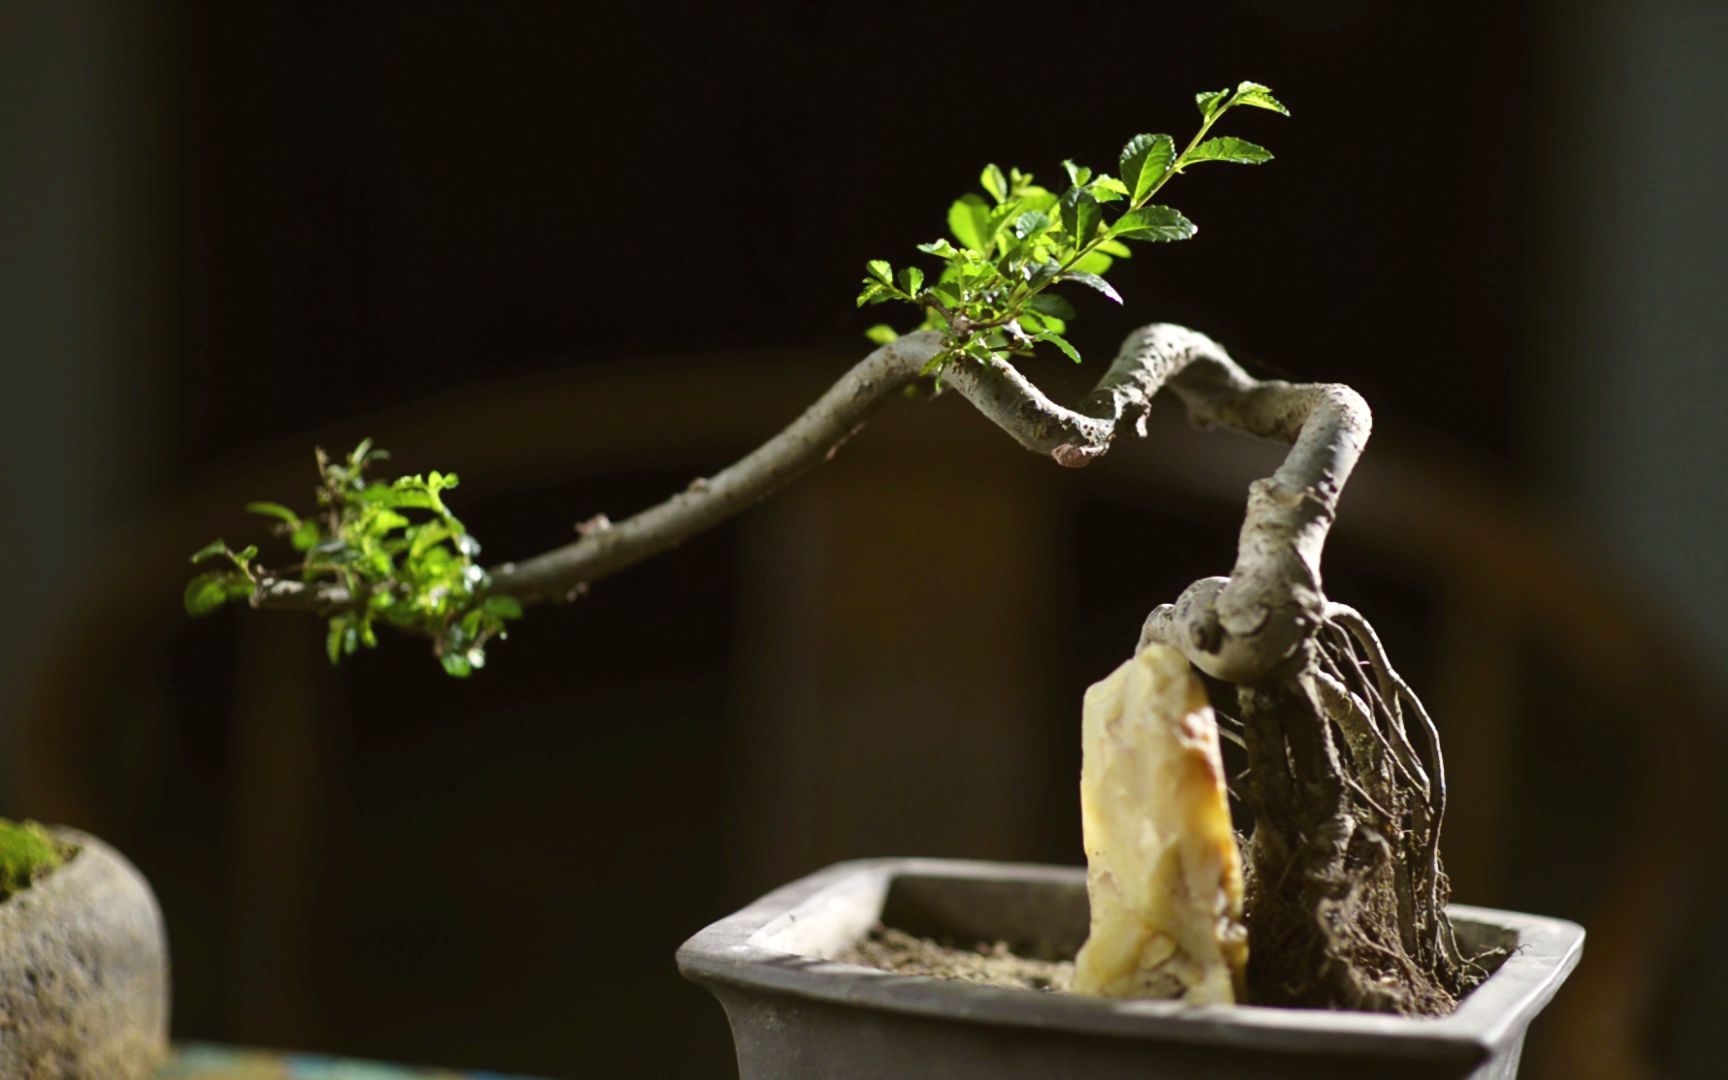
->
xmin=840 ymin=919 xmax=1510 ymax=1008
xmin=839 ymin=924 xmax=1074 ymax=992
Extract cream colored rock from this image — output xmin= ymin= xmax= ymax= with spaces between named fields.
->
xmin=1073 ymin=644 xmax=1247 ymax=1005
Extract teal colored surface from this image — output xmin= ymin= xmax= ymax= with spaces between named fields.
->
xmin=157 ymin=1044 xmax=543 ymax=1079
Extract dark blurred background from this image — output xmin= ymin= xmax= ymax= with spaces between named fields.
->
xmin=3 ymin=2 xmax=1726 ymax=1077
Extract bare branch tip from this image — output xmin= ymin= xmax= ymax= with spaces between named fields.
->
xmin=576 ymin=513 xmax=613 ymax=537
xmin=1051 ymin=443 xmax=1098 ymax=469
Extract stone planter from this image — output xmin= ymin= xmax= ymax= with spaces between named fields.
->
xmin=679 ymin=858 xmax=1583 ymax=1080
xmin=0 ymin=828 xmax=170 ymax=1079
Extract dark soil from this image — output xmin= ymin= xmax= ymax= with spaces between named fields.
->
xmin=838 ymin=925 xmax=1073 ymax=993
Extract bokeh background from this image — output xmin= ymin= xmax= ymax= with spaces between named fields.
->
xmin=3 ymin=2 xmax=1726 ymax=1077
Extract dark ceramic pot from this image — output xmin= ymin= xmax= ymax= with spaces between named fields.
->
xmin=0 ymin=828 xmax=170 ymax=1079
xmin=680 ymin=858 xmax=1582 ymax=1080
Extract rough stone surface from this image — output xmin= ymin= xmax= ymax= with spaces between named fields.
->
xmin=0 ymin=828 xmax=170 ymax=1079
xmin=1073 ymin=645 xmax=1248 ymax=1005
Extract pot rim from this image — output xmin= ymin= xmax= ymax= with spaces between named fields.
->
xmin=677 ymin=857 xmax=1584 ymax=1065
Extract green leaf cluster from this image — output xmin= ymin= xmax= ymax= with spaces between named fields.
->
xmin=859 ymin=81 xmax=1286 ymax=375
xmin=0 ymin=819 xmax=67 ymax=900
xmin=185 ymin=440 xmax=522 ymax=676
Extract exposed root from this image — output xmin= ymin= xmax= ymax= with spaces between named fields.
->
xmin=1234 ymin=611 xmax=1490 ymax=1016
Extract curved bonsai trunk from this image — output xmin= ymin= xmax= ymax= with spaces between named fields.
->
xmin=1117 ymin=329 xmax=1480 ymax=1014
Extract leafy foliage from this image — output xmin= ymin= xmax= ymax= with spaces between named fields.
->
xmin=182 ymin=81 xmax=1288 ymax=677
xmin=859 ymin=81 xmax=1286 ymax=374
xmin=0 ymin=819 xmax=67 ymax=899
xmin=185 ymin=440 xmax=521 ymax=675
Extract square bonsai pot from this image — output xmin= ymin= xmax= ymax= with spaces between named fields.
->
xmin=678 ymin=858 xmax=1583 ymax=1080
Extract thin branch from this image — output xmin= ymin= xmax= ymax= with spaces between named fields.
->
xmin=253 ymin=322 xmax=1368 ymax=679
xmin=493 ymin=335 xmax=943 ymax=603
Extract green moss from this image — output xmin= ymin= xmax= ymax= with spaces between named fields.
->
xmin=0 ymin=819 xmax=67 ymax=900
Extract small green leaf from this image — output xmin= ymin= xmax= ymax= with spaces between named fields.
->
xmin=1071 ymin=250 xmax=1115 ymax=276
xmin=961 ymin=338 xmax=1000 ymax=365
xmin=865 ymin=260 xmax=894 ymax=286
xmin=980 ymin=163 xmax=1008 ymax=204
xmin=365 ymin=509 xmax=411 ymax=537
xmin=290 ymin=520 xmax=320 ymax=551
xmin=947 ymin=194 xmax=992 ymax=253
xmin=440 ymin=651 xmax=473 ymax=678
xmin=1024 ymin=259 xmax=1061 ymax=291
xmin=864 ymin=324 xmax=899 ymax=346
xmin=183 ymin=573 xmax=233 ymax=616
xmin=985 ymin=200 xmax=1023 ymax=246
xmin=1035 ymin=330 xmax=1082 ymax=364
xmin=1061 ymin=159 xmax=1092 ymax=187
xmin=409 ymin=520 xmax=452 ymax=559
xmin=1233 ymin=81 xmax=1289 ymax=116
xmin=856 ymin=282 xmax=889 ymax=307
xmin=1060 ymin=188 xmax=1101 ymax=246
xmin=246 ymin=502 xmax=301 ymax=527
xmin=1110 ymin=205 xmax=1197 ymax=243
xmin=482 ymin=595 xmax=525 ymax=620
xmin=917 ymin=238 xmax=959 ymax=257
xmin=1059 ymin=271 xmax=1123 ymax=304
xmin=326 ymin=618 xmax=345 ymax=664
xmin=190 ymin=540 xmax=231 ymax=565
xmin=896 ymin=266 xmax=924 ymax=295
xmin=1019 ymin=187 xmax=1059 ymax=215
xmin=1011 ymin=210 xmax=1051 ymax=240
xmin=1087 ymin=175 xmax=1129 ymax=203
xmin=1119 ymin=134 xmax=1175 ymax=203
xmin=1196 ymin=87 xmax=1232 ymax=121
xmin=1028 ymin=294 xmax=1076 ymax=320
xmin=1184 ymin=136 xmax=1273 ymax=166
xmin=1021 ymin=311 xmax=1065 ymax=336
xmin=363 ymin=482 xmax=438 ymax=511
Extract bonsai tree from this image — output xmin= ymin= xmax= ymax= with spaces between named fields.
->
xmin=185 ymin=81 xmax=1480 ymax=1015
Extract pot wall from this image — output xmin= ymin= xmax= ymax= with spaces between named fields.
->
xmin=679 ymin=859 xmax=1583 ymax=1080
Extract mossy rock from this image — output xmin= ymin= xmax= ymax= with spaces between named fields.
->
xmin=0 ymin=819 xmax=68 ymax=899
xmin=0 ymin=827 xmax=169 ymax=1079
